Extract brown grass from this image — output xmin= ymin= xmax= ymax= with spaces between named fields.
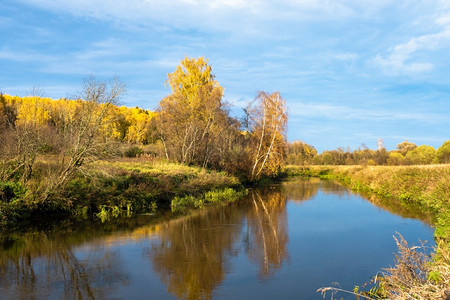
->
xmin=380 ymin=234 xmax=450 ymax=300
xmin=318 ymin=233 xmax=450 ymax=300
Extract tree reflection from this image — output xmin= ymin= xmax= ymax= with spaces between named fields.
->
xmin=244 ymin=188 xmax=289 ymax=279
xmin=149 ymin=206 xmax=243 ymax=300
xmin=282 ymin=178 xmax=320 ymax=202
xmin=149 ymin=187 xmax=293 ymax=297
xmin=319 ymin=179 xmax=350 ymax=197
xmin=358 ymin=191 xmax=435 ymax=224
xmin=0 ymin=231 xmax=128 ymax=299
xmin=287 ymin=178 xmax=434 ymax=224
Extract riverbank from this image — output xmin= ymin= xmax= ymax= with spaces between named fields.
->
xmin=0 ymin=158 xmax=246 ymax=229
xmin=286 ymin=164 xmax=450 ymax=299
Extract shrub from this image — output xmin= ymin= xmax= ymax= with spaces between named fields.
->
xmin=0 ymin=181 xmax=26 ymax=203
xmin=387 ymin=152 xmax=406 ymax=166
xmin=367 ymin=159 xmax=376 ymax=166
xmin=124 ymin=146 xmax=144 ymax=158
xmin=318 ymin=234 xmax=450 ymax=300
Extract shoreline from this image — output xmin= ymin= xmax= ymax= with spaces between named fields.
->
xmin=0 ymin=159 xmax=246 ymax=231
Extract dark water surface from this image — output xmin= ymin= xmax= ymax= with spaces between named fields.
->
xmin=0 ymin=179 xmax=435 ymax=299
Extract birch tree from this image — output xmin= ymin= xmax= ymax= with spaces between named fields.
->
xmin=247 ymin=91 xmax=288 ymax=181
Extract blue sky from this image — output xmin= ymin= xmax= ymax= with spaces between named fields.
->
xmin=1 ymin=0 xmax=449 ymax=152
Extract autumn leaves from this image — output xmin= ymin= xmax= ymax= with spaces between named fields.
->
xmin=155 ymin=57 xmax=288 ymax=181
xmin=0 ymin=56 xmax=288 ymax=195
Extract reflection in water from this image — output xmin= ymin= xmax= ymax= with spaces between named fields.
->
xmin=282 ymin=178 xmax=320 ymax=202
xmin=358 ymin=191 xmax=434 ymax=225
xmin=245 ymin=189 xmax=289 ymax=279
xmin=283 ymin=178 xmax=434 ymax=225
xmin=148 ymin=186 xmax=293 ymax=298
xmin=148 ymin=207 xmax=243 ymax=300
xmin=0 ymin=179 xmax=435 ymax=299
xmin=0 ymin=232 xmax=128 ymax=299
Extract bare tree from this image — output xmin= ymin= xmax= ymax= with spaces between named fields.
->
xmin=42 ymin=76 xmax=126 ymax=201
xmin=0 ymin=87 xmax=50 ymax=183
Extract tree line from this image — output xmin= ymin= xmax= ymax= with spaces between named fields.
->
xmin=286 ymin=139 xmax=450 ymax=166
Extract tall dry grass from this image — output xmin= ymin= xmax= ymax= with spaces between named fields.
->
xmin=380 ymin=234 xmax=449 ymax=299
xmin=318 ymin=233 xmax=450 ymax=299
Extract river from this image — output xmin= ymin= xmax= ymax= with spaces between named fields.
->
xmin=0 ymin=179 xmax=435 ymax=299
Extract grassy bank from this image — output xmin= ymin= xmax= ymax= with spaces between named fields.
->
xmin=0 ymin=158 xmax=245 ymax=228
xmin=286 ymin=164 xmax=450 ymax=299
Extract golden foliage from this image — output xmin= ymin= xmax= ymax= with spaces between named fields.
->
xmin=155 ymin=57 xmax=234 ymax=167
xmin=247 ymin=91 xmax=288 ymax=181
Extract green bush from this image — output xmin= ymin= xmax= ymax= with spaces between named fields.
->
xmin=0 ymin=181 xmax=26 ymax=203
xmin=124 ymin=146 xmax=144 ymax=158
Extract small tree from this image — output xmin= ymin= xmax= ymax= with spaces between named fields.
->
xmin=286 ymin=141 xmax=317 ymax=165
xmin=0 ymin=89 xmax=52 ymax=183
xmin=155 ymin=57 xmax=231 ymax=167
xmin=374 ymin=148 xmax=389 ymax=165
xmin=154 ymin=57 xmax=237 ymax=167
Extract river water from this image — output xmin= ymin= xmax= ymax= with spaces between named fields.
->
xmin=0 ymin=179 xmax=435 ymax=299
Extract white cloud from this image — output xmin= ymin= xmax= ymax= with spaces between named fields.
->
xmin=332 ymin=53 xmax=359 ymax=61
xmin=374 ymin=14 xmax=450 ymax=75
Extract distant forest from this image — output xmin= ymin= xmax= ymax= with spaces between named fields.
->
xmin=287 ymin=139 xmax=450 ymax=166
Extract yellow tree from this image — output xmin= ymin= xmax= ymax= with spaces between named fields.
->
xmin=246 ymin=91 xmax=288 ymax=181
xmin=405 ymin=145 xmax=436 ymax=165
xmin=436 ymin=140 xmax=450 ymax=163
xmin=15 ymin=95 xmax=52 ymax=181
xmin=155 ymin=57 xmax=227 ymax=166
